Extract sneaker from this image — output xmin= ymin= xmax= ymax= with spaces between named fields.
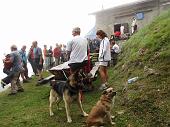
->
xmin=23 ymin=80 xmax=29 ymax=83
xmin=8 ymin=92 xmax=17 ymax=96
xmin=26 ymin=77 xmax=32 ymax=80
xmin=28 ymin=77 xmax=32 ymax=80
xmin=1 ymin=80 xmax=7 ymax=88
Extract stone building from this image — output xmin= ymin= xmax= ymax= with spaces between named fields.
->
xmin=90 ymin=0 xmax=170 ymax=37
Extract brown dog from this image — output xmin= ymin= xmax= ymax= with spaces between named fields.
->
xmin=86 ymin=87 xmax=116 ymax=127
xmin=49 ymin=71 xmax=88 ymax=123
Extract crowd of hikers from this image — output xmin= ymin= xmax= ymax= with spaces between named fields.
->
xmin=1 ymin=27 xmax=121 ymax=95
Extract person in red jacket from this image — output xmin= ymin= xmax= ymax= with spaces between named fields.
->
xmin=28 ymin=45 xmax=37 ymax=75
xmin=53 ymin=43 xmax=61 ymax=66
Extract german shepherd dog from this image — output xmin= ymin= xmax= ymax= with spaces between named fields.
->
xmin=49 ymin=71 xmax=88 ymax=123
xmin=86 ymin=87 xmax=116 ymax=127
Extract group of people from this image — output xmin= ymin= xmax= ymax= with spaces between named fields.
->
xmin=87 ymin=38 xmax=100 ymax=53
xmin=1 ymin=26 xmax=120 ymax=95
xmin=67 ymin=27 xmax=120 ymax=90
xmin=43 ymin=43 xmax=67 ymax=70
xmin=1 ymin=41 xmax=44 ymax=95
xmin=112 ymin=17 xmax=138 ymax=41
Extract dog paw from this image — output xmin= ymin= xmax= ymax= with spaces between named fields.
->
xmin=50 ymin=112 xmax=54 ymax=116
xmin=83 ymin=112 xmax=88 ymax=117
xmin=111 ymin=115 xmax=115 ymax=119
xmin=67 ymin=119 xmax=72 ymax=123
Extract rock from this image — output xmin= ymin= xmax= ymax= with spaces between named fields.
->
xmin=116 ymin=110 xmax=125 ymax=115
xmin=144 ymin=66 xmax=160 ymax=76
xmin=150 ymin=52 xmax=160 ymax=62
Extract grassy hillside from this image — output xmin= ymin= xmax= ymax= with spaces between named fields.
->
xmin=0 ymin=10 xmax=170 ymax=127
xmin=0 ymin=72 xmax=102 ymax=127
xmin=109 ymin=9 xmax=170 ymax=127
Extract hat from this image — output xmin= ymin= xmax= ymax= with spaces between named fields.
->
xmin=72 ymin=27 xmax=81 ymax=33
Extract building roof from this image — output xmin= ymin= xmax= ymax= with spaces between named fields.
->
xmin=89 ymin=0 xmax=156 ymax=15
xmin=84 ymin=27 xmax=96 ymax=40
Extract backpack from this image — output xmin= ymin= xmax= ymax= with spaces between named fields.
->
xmin=3 ymin=54 xmax=13 ymax=70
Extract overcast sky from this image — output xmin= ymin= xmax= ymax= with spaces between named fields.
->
xmin=0 ymin=0 xmax=139 ymax=51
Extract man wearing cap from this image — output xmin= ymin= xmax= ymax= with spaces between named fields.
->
xmin=5 ymin=45 xmax=24 ymax=95
xmin=66 ymin=27 xmax=88 ymax=73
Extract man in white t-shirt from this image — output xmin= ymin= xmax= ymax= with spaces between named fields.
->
xmin=112 ymin=43 xmax=120 ymax=54
xmin=110 ymin=39 xmax=120 ymax=66
xmin=120 ymin=25 xmax=124 ymax=35
xmin=131 ymin=17 xmax=137 ymax=34
xmin=66 ymin=27 xmax=88 ymax=73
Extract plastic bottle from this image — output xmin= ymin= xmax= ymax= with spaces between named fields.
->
xmin=128 ymin=76 xmax=139 ymax=84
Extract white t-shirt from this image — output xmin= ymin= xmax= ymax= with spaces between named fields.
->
xmin=67 ymin=35 xmax=88 ymax=63
xmin=98 ymin=37 xmax=111 ymax=62
xmin=112 ymin=44 xmax=120 ymax=53
xmin=131 ymin=19 xmax=137 ymax=27
xmin=120 ymin=25 xmax=124 ymax=35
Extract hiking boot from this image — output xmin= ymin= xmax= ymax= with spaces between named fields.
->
xmin=27 ymin=77 xmax=32 ymax=80
xmin=1 ymin=80 xmax=7 ymax=88
xmin=17 ymin=88 xmax=24 ymax=92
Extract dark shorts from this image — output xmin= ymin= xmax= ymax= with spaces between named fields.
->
xmin=34 ymin=58 xmax=43 ymax=71
xmin=68 ymin=60 xmax=88 ymax=73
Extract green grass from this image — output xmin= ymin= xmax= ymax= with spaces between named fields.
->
xmin=107 ymin=9 xmax=170 ymax=127
xmin=1 ymin=9 xmax=170 ymax=127
xmin=0 ymin=72 xmax=106 ymax=127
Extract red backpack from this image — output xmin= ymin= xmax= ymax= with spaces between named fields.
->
xmin=3 ymin=54 xmax=13 ymax=70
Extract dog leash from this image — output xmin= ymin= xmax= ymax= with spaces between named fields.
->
xmin=80 ymin=90 xmax=83 ymax=102
xmin=61 ymin=69 xmax=68 ymax=80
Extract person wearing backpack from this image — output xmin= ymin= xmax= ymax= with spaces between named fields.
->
xmin=1 ymin=45 xmax=24 ymax=95
xmin=1 ymin=54 xmax=14 ymax=88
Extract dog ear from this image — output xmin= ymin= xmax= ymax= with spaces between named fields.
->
xmin=102 ymin=90 xmax=107 ymax=95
